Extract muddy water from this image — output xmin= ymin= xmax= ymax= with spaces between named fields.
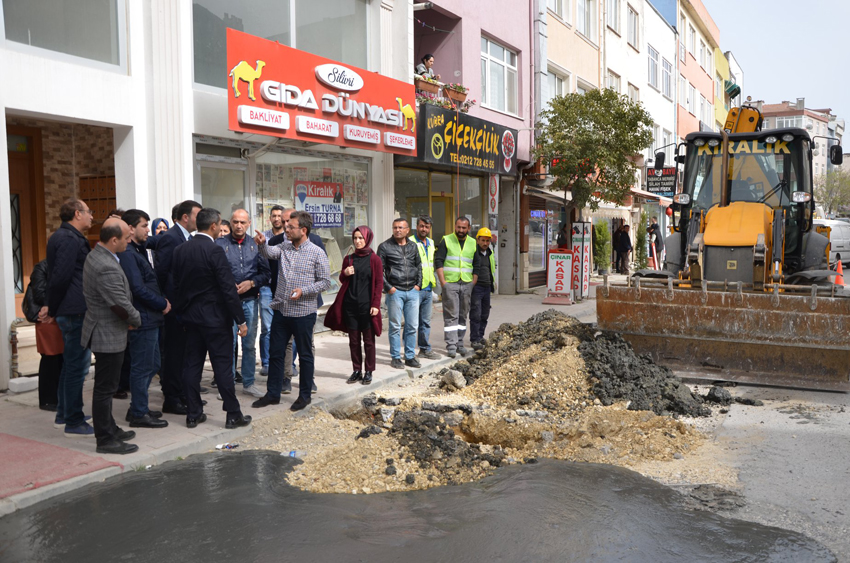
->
xmin=0 ymin=452 xmax=834 ymax=563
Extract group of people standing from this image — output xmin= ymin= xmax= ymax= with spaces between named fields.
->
xmin=30 ymin=198 xmax=496 ymax=455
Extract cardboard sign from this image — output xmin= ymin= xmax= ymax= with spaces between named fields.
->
xmin=547 ymin=250 xmax=573 ymax=298
xmin=227 ymin=29 xmax=416 ymax=155
xmin=294 ymin=181 xmax=344 ymax=228
xmin=571 ymin=222 xmax=591 ymax=300
xmin=646 ymin=167 xmax=677 ymax=197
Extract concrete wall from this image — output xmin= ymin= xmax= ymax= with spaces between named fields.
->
xmin=548 ymin=4 xmax=601 ymax=91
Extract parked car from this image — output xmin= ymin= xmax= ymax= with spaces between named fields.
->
xmin=814 ymin=219 xmax=850 ymax=266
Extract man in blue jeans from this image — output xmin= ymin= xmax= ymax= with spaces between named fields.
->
xmin=377 ymin=218 xmax=422 ymax=370
xmin=46 ymin=199 xmax=94 ymax=437
xmin=217 ymin=209 xmax=271 ymax=399
xmin=410 ymin=215 xmax=440 ymax=360
xmin=253 ymin=211 xmax=330 ymax=411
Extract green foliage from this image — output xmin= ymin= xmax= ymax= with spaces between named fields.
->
xmin=814 ymin=170 xmax=850 ymax=215
xmin=635 ymin=211 xmax=649 ymax=270
xmin=535 ymin=88 xmax=654 ymax=211
xmin=593 ymin=221 xmax=611 ymax=271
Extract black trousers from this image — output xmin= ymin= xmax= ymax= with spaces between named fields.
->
xmin=92 ymin=350 xmax=125 ymax=446
xmin=183 ymin=323 xmax=242 ymax=420
xmin=38 ymin=354 xmax=62 ymax=408
xmin=118 ymin=345 xmax=130 ymax=392
xmin=161 ymin=314 xmax=187 ymax=405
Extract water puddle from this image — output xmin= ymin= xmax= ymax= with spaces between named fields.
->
xmin=0 ymin=452 xmax=834 ymax=562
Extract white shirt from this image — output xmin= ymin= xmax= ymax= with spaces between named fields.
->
xmin=176 ymin=223 xmax=191 ymax=241
xmin=195 ymin=232 xmax=214 ymax=242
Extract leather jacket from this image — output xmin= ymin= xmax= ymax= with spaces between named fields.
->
xmin=377 ymin=236 xmax=422 ymax=293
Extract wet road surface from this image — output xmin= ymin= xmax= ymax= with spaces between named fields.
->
xmin=0 ymin=451 xmax=835 ymax=562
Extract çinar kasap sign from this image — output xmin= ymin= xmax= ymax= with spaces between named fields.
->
xmin=227 ymin=29 xmax=416 ymax=155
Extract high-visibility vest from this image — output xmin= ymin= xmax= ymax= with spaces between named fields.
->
xmin=410 ymin=235 xmax=436 ymax=289
xmin=486 ymin=251 xmax=496 ymax=283
xmin=442 ymin=233 xmax=475 ymax=283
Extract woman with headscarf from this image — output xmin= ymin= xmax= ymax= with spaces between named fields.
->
xmin=324 ymin=226 xmax=383 ymax=385
xmin=152 ymin=218 xmax=169 ymax=236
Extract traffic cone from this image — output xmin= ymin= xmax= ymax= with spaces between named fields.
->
xmin=836 ymin=261 xmax=845 ymax=286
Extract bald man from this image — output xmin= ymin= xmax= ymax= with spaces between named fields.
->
xmin=216 ymin=209 xmax=271 ymax=398
xmin=82 ymin=218 xmax=142 ymax=454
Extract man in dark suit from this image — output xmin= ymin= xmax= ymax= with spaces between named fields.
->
xmin=154 ymin=199 xmax=201 ymax=415
xmin=172 ymin=208 xmax=252 ymax=429
xmin=81 ymin=218 xmax=142 ymax=454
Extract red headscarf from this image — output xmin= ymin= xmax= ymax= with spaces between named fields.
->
xmin=353 ymin=226 xmax=373 ymax=256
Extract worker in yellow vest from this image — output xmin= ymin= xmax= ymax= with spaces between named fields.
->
xmin=410 ymin=215 xmax=440 ymax=360
xmin=470 ymin=228 xmax=496 ymax=350
xmin=434 ymin=216 xmax=475 ymax=358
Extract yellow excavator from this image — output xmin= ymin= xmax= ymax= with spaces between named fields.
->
xmin=596 ymin=102 xmax=850 ymax=391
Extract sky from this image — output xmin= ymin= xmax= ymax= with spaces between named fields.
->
xmin=703 ymin=0 xmax=850 ymax=122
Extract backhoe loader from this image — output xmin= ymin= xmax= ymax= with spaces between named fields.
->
xmin=596 ymin=103 xmax=850 ymax=391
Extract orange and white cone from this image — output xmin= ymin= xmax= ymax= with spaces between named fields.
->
xmin=836 ymin=261 xmax=845 ymax=286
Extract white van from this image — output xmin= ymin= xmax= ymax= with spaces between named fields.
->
xmin=814 ymin=219 xmax=850 ymax=266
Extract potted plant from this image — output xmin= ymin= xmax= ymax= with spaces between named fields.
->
xmin=443 ymin=83 xmax=468 ymax=103
xmin=414 ymin=75 xmax=440 ymax=94
xmin=594 ymin=221 xmax=612 ymax=275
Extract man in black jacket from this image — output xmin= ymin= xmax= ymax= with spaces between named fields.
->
xmin=120 ymin=210 xmax=170 ymax=429
xmin=377 ymin=218 xmax=422 ymax=370
xmin=172 ymin=208 xmax=251 ymax=430
xmin=154 ymin=199 xmax=201 ymax=415
xmin=46 ymin=199 xmax=94 ymax=437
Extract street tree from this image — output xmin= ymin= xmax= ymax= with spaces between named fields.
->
xmin=535 ymin=88 xmax=654 ymax=212
xmin=814 ymin=169 xmax=850 ymax=216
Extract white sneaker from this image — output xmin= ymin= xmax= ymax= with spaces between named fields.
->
xmin=242 ymin=384 xmax=266 ymax=398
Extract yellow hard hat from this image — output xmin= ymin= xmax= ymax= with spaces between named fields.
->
xmin=476 ymin=228 xmax=492 ymax=238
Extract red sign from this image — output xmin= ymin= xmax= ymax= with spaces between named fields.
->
xmin=227 ymin=29 xmax=416 ymax=155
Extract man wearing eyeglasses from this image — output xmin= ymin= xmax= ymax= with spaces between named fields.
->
xmin=46 ymin=199 xmax=96 ymax=437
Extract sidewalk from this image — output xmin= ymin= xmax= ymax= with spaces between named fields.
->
xmin=0 ymin=290 xmax=597 ymax=515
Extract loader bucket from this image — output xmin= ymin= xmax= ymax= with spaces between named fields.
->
xmin=596 ymin=280 xmax=850 ymax=392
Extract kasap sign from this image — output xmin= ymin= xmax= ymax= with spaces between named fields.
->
xmin=294 ymin=181 xmax=344 ymax=228
xmin=227 ymin=29 xmax=416 ymax=155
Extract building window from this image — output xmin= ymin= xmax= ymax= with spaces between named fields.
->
xmin=193 ymin=0 xmax=369 ymax=89
xmin=628 ymin=83 xmax=639 ymax=102
xmin=662 ymin=58 xmax=672 ymax=99
xmin=699 ymin=95 xmax=707 ymax=124
xmin=650 ymin=124 xmax=660 ymax=154
xmin=547 ymin=0 xmax=568 ymax=20
xmin=627 ymin=7 xmax=638 ymax=48
xmin=679 ymin=74 xmax=687 ymax=108
xmin=662 ymin=129 xmax=673 ymax=161
xmin=544 ymin=67 xmax=569 ymax=110
xmin=607 ymin=70 xmax=621 ymax=92
xmin=577 ymin=0 xmax=598 ymax=43
xmin=576 ymin=80 xmax=592 ymax=95
xmin=481 ymin=36 xmax=519 ymax=115
xmin=688 ymin=83 xmax=695 ymax=115
xmin=776 ymin=115 xmax=803 ymax=128
xmin=607 ymin=0 xmax=620 ymax=33
xmin=2 ymin=0 xmax=124 ymax=66
xmin=762 ymin=118 xmax=770 ymax=129
xmin=715 ymin=74 xmax=722 ymax=101
xmin=647 ymin=45 xmax=659 ymax=89
xmin=688 ymin=25 xmax=695 ymax=55
xmin=699 ymin=40 xmax=705 ymax=69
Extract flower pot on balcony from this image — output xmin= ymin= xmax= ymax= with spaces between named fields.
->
xmin=415 ymin=77 xmax=440 ymax=94
xmin=444 ymin=88 xmax=468 ymax=103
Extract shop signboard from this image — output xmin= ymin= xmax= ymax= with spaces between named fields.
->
xmin=227 ymin=29 xmax=416 ymax=155
xmin=413 ymin=104 xmax=518 ymax=175
xmin=571 ymin=222 xmax=591 ymax=300
xmin=546 ymin=249 xmax=572 ymax=302
xmin=646 ymin=167 xmax=677 ymax=198
xmin=294 ymin=181 xmax=344 ymax=228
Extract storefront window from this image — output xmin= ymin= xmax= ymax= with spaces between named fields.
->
xmin=458 ymin=176 xmax=485 ymax=235
xmin=199 ymin=166 xmax=247 ymax=219
xmin=394 ymin=168 xmax=429 ymax=228
xmin=255 ymin=150 xmax=370 ymax=301
xmin=528 ymin=209 xmax=547 ymax=270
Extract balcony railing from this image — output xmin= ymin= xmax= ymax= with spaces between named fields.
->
xmin=414 ymin=75 xmax=476 ymax=113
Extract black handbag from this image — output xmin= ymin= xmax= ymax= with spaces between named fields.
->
xmin=22 ymin=283 xmax=40 ymax=323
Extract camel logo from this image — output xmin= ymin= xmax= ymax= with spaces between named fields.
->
xmin=229 ymin=60 xmax=266 ymax=101
xmin=396 ymin=97 xmax=416 ymax=134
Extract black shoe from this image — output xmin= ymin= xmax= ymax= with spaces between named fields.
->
xmin=282 ymin=378 xmax=292 ymax=394
xmin=125 ymin=409 xmax=164 ymax=422
xmin=129 ymin=414 xmax=169 ymax=428
xmin=201 ymin=400 xmax=208 ymax=406
xmin=290 ymin=397 xmax=311 ymax=411
xmin=113 ymin=390 xmax=129 ymax=400
xmin=252 ymin=395 xmax=280 ymax=408
xmin=225 ymin=414 xmax=252 ymax=429
xmin=311 ymin=381 xmax=317 ymax=394
xmin=361 ymin=372 xmax=373 ymax=385
xmin=405 ymin=358 xmax=421 ymax=368
xmin=199 ymin=386 xmax=210 ymax=395
xmin=472 ymin=341 xmax=485 ymax=350
xmin=210 ymin=379 xmax=217 ymax=387
xmin=148 ymin=410 xmax=162 ymax=418
xmin=390 ymin=358 xmax=405 ymax=369
xmin=39 ymin=403 xmax=58 ymax=412
xmin=457 ymin=346 xmax=470 ymax=357
xmin=96 ymin=441 xmax=139 ymax=455
xmin=347 ymin=371 xmax=363 ymax=384
xmin=447 ymin=351 xmax=457 ymax=359
xmin=116 ymin=428 xmax=136 ymax=441
xmin=235 ymin=371 xmax=243 ymax=384
xmin=186 ymin=413 xmax=207 ymax=428
xmin=162 ymin=401 xmax=188 ymax=415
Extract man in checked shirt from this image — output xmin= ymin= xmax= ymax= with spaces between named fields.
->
xmin=252 ymin=210 xmax=330 ymax=411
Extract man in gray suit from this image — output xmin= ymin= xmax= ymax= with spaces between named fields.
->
xmin=82 ymin=218 xmax=142 ymax=455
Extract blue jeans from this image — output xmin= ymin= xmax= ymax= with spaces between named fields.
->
xmin=386 ymin=289 xmax=420 ymax=360
xmin=56 ymin=315 xmax=92 ymax=427
xmin=417 ymin=287 xmax=433 ymax=353
xmin=232 ymin=298 xmax=259 ymax=387
xmin=128 ymin=327 xmax=161 ymax=418
xmin=268 ymin=311 xmax=316 ymax=402
xmin=259 ymin=286 xmax=273 ymax=367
